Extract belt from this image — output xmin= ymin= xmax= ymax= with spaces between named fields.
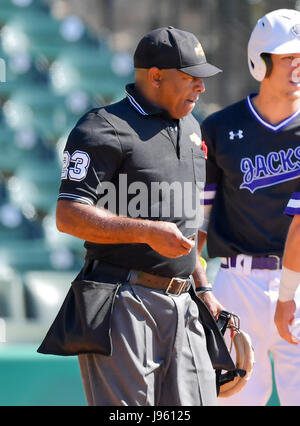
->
xmin=221 ymin=255 xmax=282 ymax=270
xmin=89 ymin=260 xmax=192 ymax=296
xmin=129 ymin=270 xmax=192 ymax=296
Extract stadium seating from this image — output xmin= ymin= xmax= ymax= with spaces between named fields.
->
xmin=50 ymin=44 xmax=130 ymax=99
xmin=0 ymin=1 xmax=103 ymax=332
xmin=0 ymin=125 xmax=24 ymax=174
xmin=9 ymin=155 xmax=61 ymax=214
xmin=0 ymin=266 xmax=25 ymax=320
xmin=0 ymin=0 xmax=45 ymax=25
xmin=23 ymin=270 xmax=76 ymax=323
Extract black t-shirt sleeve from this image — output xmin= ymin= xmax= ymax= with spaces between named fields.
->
xmin=58 ymin=111 xmax=123 ymax=206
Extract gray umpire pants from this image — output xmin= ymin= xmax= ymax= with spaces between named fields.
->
xmin=78 ymin=282 xmax=218 ymax=406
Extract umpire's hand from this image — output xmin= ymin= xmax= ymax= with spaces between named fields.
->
xmin=146 ymin=221 xmax=195 ymax=258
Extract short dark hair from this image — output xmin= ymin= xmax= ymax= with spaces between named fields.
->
xmin=261 ymin=53 xmax=273 ymax=78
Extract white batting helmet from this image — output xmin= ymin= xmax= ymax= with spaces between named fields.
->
xmin=248 ymin=9 xmax=300 ymax=81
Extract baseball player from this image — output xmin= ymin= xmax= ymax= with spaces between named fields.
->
xmin=199 ymin=9 xmax=300 ymax=406
xmin=275 ymin=196 xmax=300 ymax=345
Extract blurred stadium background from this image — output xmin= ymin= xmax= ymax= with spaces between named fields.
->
xmin=0 ymin=0 xmax=296 ymax=406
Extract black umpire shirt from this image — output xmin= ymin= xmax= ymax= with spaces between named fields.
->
xmin=58 ymin=83 xmax=206 ymax=278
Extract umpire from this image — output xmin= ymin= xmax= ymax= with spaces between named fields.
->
xmin=38 ymin=27 xmax=224 ymax=406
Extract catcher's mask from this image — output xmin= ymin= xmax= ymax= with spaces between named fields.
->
xmin=216 ymin=311 xmax=255 ymax=398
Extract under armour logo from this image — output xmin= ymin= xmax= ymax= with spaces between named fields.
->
xmin=229 ymin=130 xmax=244 ymax=140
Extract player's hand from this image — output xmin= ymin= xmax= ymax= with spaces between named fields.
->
xmin=274 ymin=300 xmax=299 ymax=345
xmin=145 ymin=221 xmax=195 ymax=258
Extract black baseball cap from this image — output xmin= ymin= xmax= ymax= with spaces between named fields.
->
xmin=134 ymin=26 xmax=222 ymax=78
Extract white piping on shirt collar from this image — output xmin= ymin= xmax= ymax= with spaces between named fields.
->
xmin=125 ymin=90 xmax=149 ymax=116
xmin=246 ymin=95 xmax=300 ymax=131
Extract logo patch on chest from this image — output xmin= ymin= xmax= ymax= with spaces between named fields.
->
xmin=189 ymin=132 xmax=202 ymax=145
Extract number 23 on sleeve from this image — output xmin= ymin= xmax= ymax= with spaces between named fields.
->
xmin=61 ymin=150 xmax=90 ymax=181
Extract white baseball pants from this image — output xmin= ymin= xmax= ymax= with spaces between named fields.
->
xmin=213 ymin=260 xmax=300 ymax=406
